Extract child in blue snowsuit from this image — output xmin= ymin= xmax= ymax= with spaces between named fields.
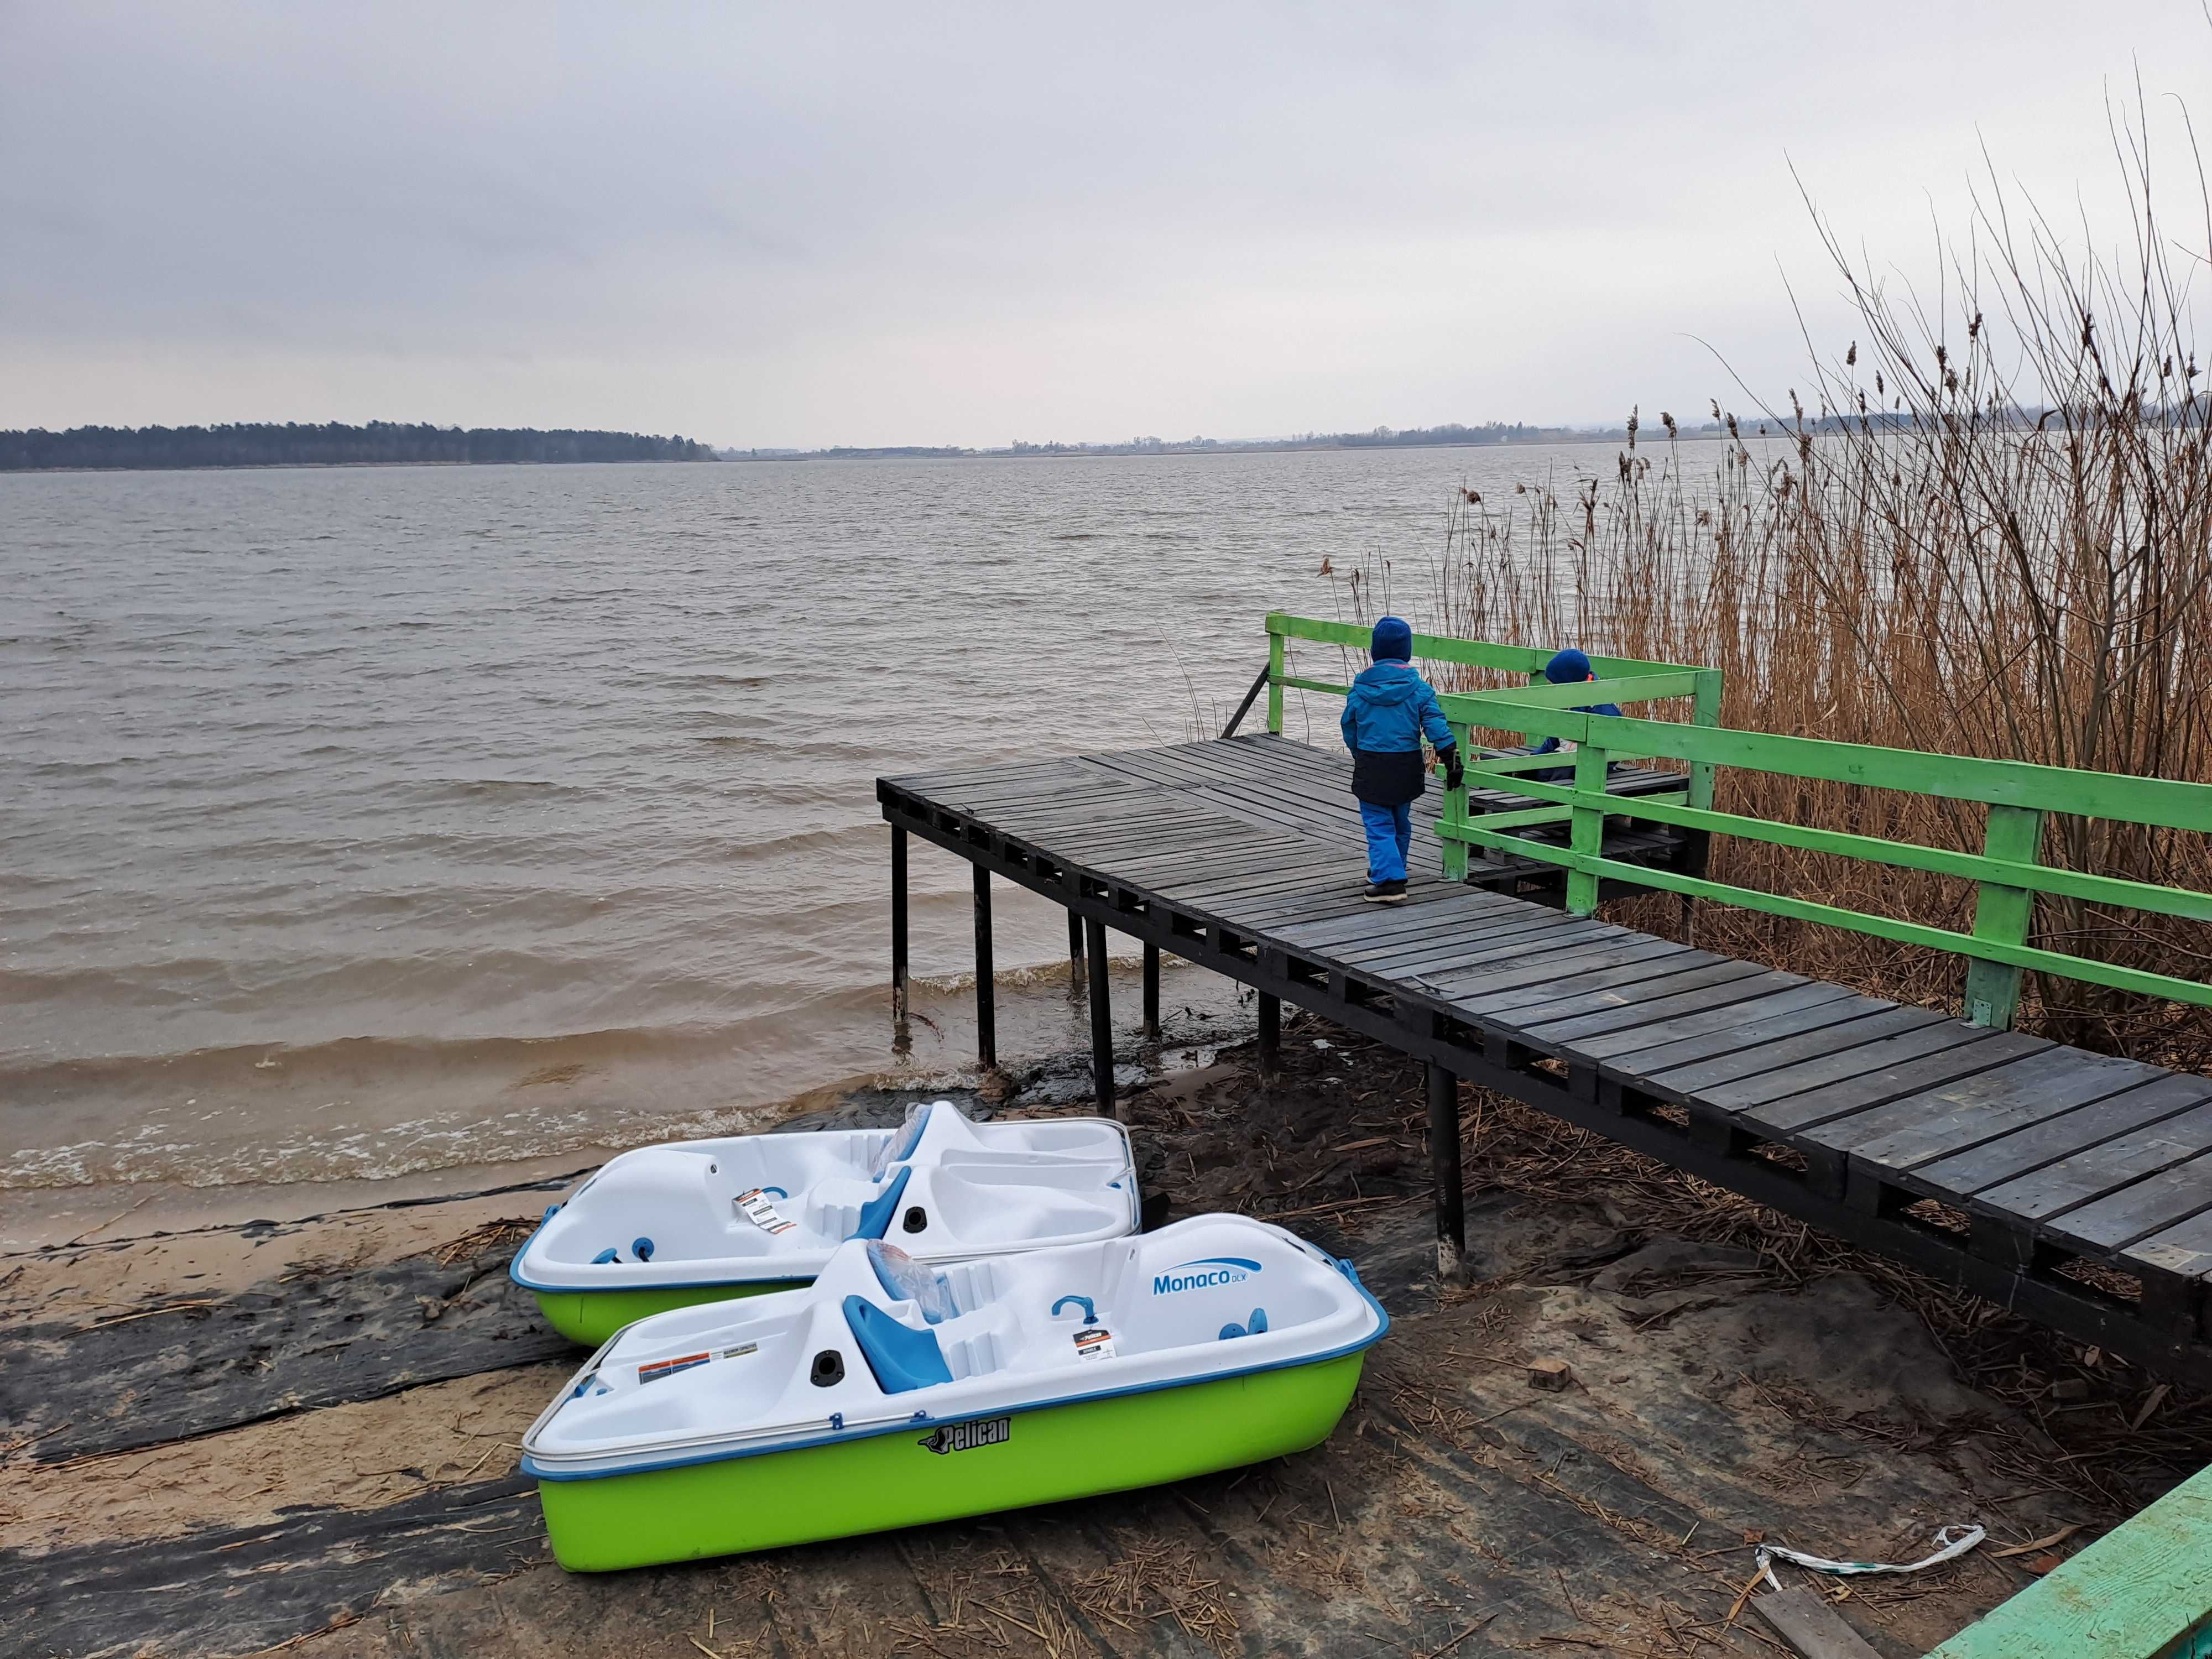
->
xmin=1340 ymin=617 xmax=1460 ymax=903
xmin=1528 ymin=648 xmax=1623 ymax=783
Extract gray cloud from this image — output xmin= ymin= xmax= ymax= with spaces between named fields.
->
xmin=2 ymin=2 xmax=2205 ymax=445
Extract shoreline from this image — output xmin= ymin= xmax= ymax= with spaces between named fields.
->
xmin=6 ymin=1008 xmax=2188 ymax=1658
xmin=1 ymin=954 xmax=1248 ymax=1225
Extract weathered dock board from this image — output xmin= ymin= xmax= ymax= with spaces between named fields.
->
xmin=882 ymin=733 xmax=2212 ymax=1384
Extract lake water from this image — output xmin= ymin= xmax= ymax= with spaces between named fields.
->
xmin=1 ymin=443 xmax=1683 ymax=1194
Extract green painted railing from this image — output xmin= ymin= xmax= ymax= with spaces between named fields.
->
xmin=1262 ymin=611 xmax=2212 ymax=1027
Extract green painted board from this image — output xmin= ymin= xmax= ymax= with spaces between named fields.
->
xmin=1265 ymin=611 xmax=1695 ymax=679
xmin=1927 ymin=1462 xmax=2212 ymax=1659
xmin=1432 ymin=705 xmax=2212 ymax=830
xmin=535 ymin=1349 xmax=1368 ymax=1570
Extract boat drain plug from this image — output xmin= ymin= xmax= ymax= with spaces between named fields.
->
xmin=810 ymin=1350 xmax=845 ymax=1387
xmin=902 ymin=1206 xmax=927 ymax=1234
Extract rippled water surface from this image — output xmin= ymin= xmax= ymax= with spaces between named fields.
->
xmin=2 ymin=445 xmax=1662 ymax=1190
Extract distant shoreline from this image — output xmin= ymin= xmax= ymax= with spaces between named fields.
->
xmin=721 ymin=432 xmax=1647 ymax=461
xmin=0 ymin=422 xmax=714 ymax=473
xmin=1 ymin=431 xmax=1733 ymax=476
xmin=1 ymin=457 xmax=714 ymax=475
xmin=3 ymin=420 xmax=1788 ymax=474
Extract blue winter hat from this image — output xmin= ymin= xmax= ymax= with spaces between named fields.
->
xmin=1544 ymin=648 xmax=1594 ymax=684
xmin=1370 ymin=617 xmax=1413 ymax=662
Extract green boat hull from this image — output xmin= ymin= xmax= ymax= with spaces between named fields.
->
xmin=536 ymin=1349 xmax=1369 ymax=1571
xmin=530 ymin=1279 xmax=807 ymax=1345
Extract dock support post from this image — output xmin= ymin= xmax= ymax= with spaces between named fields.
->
xmin=1142 ymin=942 xmax=1160 ymax=1037
xmin=1256 ymin=992 xmax=1280 ymax=1070
xmin=972 ymin=865 xmax=995 ymax=1070
xmin=1067 ymin=909 xmax=1085 ymax=998
xmin=891 ymin=826 xmax=910 ymax=1023
xmin=1427 ymin=1062 xmax=1468 ymax=1282
xmin=1084 ymin=918 xmax=1116 ymax=1118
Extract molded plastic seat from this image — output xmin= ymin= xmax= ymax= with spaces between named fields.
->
xmin=842 ymin=1295 xmax=953 ymax=1393
xmin=849 ymin=1165 xmax=913 ymax=1241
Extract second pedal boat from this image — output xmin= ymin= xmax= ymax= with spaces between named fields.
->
xmin=512 ymin=1100 xmax=1139 ymax=1343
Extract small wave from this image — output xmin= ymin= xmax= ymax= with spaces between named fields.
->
xmin=0 ymin=956 xmax=1213 ymax=1193
xmin=653 ymin=672 xmax=773 ymax=691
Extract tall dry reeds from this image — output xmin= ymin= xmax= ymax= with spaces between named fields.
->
xmin=1345 ymin=93 xmax=2212 ymax=1062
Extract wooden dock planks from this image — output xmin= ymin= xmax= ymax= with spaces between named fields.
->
xmin=881 ymin=732 xmax=2212 ymax=1381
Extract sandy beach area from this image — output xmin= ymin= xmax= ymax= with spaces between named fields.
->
xmin=7 ymin=1015 xmax=2201 ymax=1659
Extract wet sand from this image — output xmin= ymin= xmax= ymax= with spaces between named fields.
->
xmin=7 ymin=1015 xmax=2204 ymax=1659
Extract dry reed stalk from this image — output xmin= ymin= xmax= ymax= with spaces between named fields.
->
xmin=1329 ymin=82 xmax=2212 ymax=1064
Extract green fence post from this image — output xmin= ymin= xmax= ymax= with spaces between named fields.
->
xmin=1439 ymin=719 xmax=1469 ymax=882
xmin=1965 ymin=804 xmax=2046 ymax=1029
xmin=1681 ymin=667 xmax=1724 ymax=892
xmin=1266 ymin=618 xmax=1286 ymax=735
xmin=1565 ymin=740 xmax=1608 ymax=917
xmin=1688 ymin=670 xmax=1723 ymax=810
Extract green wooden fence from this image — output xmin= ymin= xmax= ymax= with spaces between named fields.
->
xmin=1263 ymin=611 xmax=2212 ymax=1029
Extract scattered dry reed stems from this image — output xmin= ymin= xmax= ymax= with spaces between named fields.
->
xmin=1345 ymin=90 xmax=2212 ymax=1064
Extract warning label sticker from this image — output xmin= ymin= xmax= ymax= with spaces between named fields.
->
xmin=735 ymin=1188 xmax=796 ymax=1235
xmin=1073 ymin=1326 xmax=1117 ymax=1363
xmin=639 ymin=1351 xmax=711 ymax=1385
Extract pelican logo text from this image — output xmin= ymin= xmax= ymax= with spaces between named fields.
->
xmin=918 ymin=1417 xmax=1010 ymax=1455
xmin=1151 ymin=1256 xmax=1264 ymax=1296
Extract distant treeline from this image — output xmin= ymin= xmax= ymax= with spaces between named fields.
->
xmin=723 ymin=421 xmax=1625 ymax=462
xmin=0 ymin=422 xmax=718 ymax=471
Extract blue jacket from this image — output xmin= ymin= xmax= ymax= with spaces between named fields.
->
xmin=1532 ymin=700 xmax=1623 ymax=757
xmin=1342 ymin=661 xmax=1455 ymax=805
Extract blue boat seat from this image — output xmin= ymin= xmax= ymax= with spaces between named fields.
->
xmin=849 ymin=1165 xmax=914 ymax=1241
xmin=843 ymin=1295 xmax=953 ymax=1393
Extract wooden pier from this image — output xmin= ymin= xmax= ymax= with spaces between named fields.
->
xmin=881 ymin=725 xmax=2212 ymax=1387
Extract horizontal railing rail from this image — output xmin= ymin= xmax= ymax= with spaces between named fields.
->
xmin=1258 ymin=611 xmax=2212 ymax=1027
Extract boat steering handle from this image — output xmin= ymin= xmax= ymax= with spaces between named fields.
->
xmin=1050 ymin=1295 xmax=1097 ymax=1324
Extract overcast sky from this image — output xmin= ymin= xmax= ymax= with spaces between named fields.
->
xmin=3 ymin=3 xmax=2208 ymax=448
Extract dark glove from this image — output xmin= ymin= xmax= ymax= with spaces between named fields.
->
xmin=1441 ymin=748 xmax=1464 ymax=791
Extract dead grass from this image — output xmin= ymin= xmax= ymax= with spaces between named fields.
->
xmin=1313 ymin=82 xmax=2212 ymax=1067
xmin=430 ymin=1217 xmax=538 ymax=1269
xmin=1067 ymin=1541 xmax=1241 ymax=1656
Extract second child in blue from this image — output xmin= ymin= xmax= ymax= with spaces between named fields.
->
xmin=1340 ymin=617 xmax=1460 ymax=904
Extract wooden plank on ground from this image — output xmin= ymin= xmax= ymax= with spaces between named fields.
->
xmin=1751 ymin=1588 xmax=1882 ymax=1659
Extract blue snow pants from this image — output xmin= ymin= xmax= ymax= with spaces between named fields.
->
xmin=1359 ymin=799 xmax=1413 ymax=884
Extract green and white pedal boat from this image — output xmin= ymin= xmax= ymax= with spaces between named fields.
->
xmin=519 ymin=1213 xmax=1387 ymax=1569
xmin=510 ymin=1100 xmax=1138 ymax=1344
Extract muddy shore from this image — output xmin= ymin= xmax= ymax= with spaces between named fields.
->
xmin=8 ymin=1013 xmax=2209 ymax=1659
